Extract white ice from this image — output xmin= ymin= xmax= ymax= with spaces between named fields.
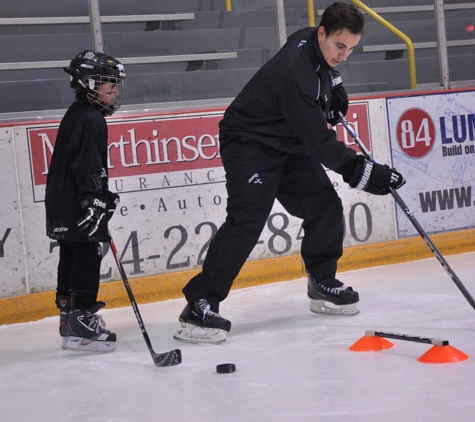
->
xmin=1 ymin=252 xmax=475 ymax=422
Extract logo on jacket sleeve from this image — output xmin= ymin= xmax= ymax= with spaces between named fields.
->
xmin=331 ymin=74 xmax=342 ymax=87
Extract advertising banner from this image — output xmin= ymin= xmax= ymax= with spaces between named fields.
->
xmin=4 ymin=99 xmax=396 ymax=298
xmin=329 ymin=100 xmax=397 ymax=249
xmin=387 ymin=91 xmax=475 ymax=237
xmin=0 ymin=128 xmax=26 ymax=297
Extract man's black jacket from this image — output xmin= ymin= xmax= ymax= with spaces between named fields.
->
xmin=219 ymin=27 xmax=358 ymax=177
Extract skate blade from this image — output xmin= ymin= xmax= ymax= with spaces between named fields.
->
xmin=62 ymin=336 xmax=116 ymax=353
xmin=173 ymin=322 xmax=227 ymax=344
xmin=310 ymin=299 xmax=360 ymax=316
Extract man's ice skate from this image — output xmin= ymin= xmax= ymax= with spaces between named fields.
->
xmin=57 ymin=295 xmax=71 ymax=348
xmin=63 ymin=302 xmax=116 ymax=352
xmin=307 ymin=273 xmax=359 ymax=316
xmin=173 ymin=298 xmax=231 ymax=344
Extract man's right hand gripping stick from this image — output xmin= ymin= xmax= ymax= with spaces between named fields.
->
xmin=344 ymin=155 xmax=405 ymax=195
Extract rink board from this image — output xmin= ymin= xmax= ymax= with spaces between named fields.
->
xmin=0 ymin=90 xmax=474 ymax=300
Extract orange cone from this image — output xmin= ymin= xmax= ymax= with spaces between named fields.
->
xmin=379 ymin=337 xmax=395 ymax=350
xmin=349 ymin=335 xmax=395 ymax=352
xmin=417 ymin=345 xmax=469 ymax=364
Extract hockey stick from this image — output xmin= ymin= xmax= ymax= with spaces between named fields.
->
xmin=108 ymin=232 xmax=182 ymax=366
xmin=365 ymin=330 xmax=449 ymax=346
xmin=339 ymin=113 xmax=475 ymax=311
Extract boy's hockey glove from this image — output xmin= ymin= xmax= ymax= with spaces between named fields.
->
xmin=106 ymin=191 xmax=120 ymax=221
xmin=77 ymin=195 xmax=107 ymax=236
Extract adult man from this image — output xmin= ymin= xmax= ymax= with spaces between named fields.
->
xmin=173 ymin=2 xmax=405 ymax=344
xmin=45 ymin=50 xmax=127 ymax=352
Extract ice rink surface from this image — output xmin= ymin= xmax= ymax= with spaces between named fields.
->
xmin=1 ymin=252 xmax=475 ymax=422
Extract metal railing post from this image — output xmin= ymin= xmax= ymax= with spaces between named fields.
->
xmin=88 ymin=0 xmax=104 ymax=52
xmin=434 ymin=0 xmax=450 ymax=89
xmin=275 ymin=0 xmax=287 ymax=48
xmin=225 ymin=0 xmax=232 ymax=12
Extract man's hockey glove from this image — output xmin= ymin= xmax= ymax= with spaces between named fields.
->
xmin=344 ymin=155 xmax=406 ymax=195
xmin=77 ymin=195 xmax=107 ymax=236
xmin=327 ymin=70 xmax=349 ymax=126
xmin=106 ymin=191 xmax=120 ymax=221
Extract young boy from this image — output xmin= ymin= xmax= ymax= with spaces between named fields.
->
xmin=173 ymin=2 xmax=405 ymax=344
xmin=45 ymin=50 xmax=127 ymax=352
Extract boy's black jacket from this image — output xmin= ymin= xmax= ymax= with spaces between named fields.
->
xmin=45 ymin=99 xmax=110 ymax=242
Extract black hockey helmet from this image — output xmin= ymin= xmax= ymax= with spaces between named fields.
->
xmin=64 ymin=50 xmax=127 ymax=115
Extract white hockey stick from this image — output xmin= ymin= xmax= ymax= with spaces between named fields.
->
xmin=365 ymin=330 xmax=449 ymax=347
xmin=339 ymin=113 xmax=475 ymax=311
xmin=109 ymin=232 xmax=182 ymax=366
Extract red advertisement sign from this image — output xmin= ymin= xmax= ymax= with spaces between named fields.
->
xmin=333 ymin=102 xmax=372 ymax=154
xmin=27 ymin=104 xmax=371 ymax=188
xmin=396 ymin=108 xmax=436 ymax=158
xmin=27 ymin=113 xmax=223 ymax=186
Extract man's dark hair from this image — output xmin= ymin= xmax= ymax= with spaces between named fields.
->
xmin=319 ymin=2 xmax=365 ymax=36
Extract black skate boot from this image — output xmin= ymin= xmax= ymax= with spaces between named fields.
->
xmin=57 ymin=295 xmax=71 ymax=338
xmin=307 ymin=273 xmax=360 ymax=316
xmin=63 ymin=301 xmax=116 ymax=352
xmin=173 ymin=298 xmax=231 ymax=344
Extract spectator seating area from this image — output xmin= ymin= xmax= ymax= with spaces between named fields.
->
xmin=0 ymin=0 xmax=474 ymax=114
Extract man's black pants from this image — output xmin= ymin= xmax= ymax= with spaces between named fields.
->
xmin=183 ymin=138 xmax=344 ymax=311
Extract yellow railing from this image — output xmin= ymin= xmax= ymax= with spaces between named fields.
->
xmin=229 ymin=1 xmax=415 ymax=88
xmin=307 ymin=0 xmax=315 ymax=27
xmin=350 ymin=0 xmax=417 ymax=89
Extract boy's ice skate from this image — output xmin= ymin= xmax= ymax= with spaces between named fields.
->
xmin=57 ymin=295 xmax=71 ymax=347
xmin=307 ymin=273 xmax=359 ymax=316
xmin=173 ymin=298 xmax=231 ymax=344
xmin=63 ymin=302 xmax=116 ymax=352
xmin=58 ymin=295 xmax=71 ymax=337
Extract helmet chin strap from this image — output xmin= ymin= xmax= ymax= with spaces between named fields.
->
xmin=88 ymin=95 xmax=115 ymax=115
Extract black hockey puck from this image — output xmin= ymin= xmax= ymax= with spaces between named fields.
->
xmin=216 ymin=363 xmax=236 ymax=374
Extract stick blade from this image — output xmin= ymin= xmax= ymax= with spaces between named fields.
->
xmin=153 ymin=349 xmax=182 ymax=367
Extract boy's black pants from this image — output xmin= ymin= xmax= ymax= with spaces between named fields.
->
xmin=55 ymin=240 xmax=103 ymax=309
